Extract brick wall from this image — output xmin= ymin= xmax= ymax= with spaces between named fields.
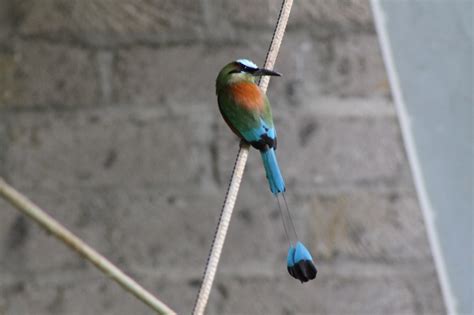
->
xmin=0 ymin=1 xmax=444 ymax=314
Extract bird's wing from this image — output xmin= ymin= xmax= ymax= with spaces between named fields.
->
xmin=218 ymin=91 xmax=259 ymax=138
xmin=218 ymin=88 xmax=277 ymax=150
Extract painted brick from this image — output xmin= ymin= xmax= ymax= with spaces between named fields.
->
xmin=3 ymin=107 xmax=213 ymax=191
xmin=303 ymin=191 xmax=433 ymax=262
xmin=0 ymin=0 xmax=13 ymax=42
xmin=208 ymin=268 xmax=417 ymax=315
xmin=281 ymin=114 xmax=410 ymax=191
xmin=264 ymin=32 xmax=389 ymax=103
xmin=405 ymin=270 xmax=446 ymax=315
xmin=215 ymin=0 xmax=282 ymax=29
xmin=211 ymin=0 xmax=373 ymax=34
xmin=318 ymin=34 xmax=389 ymax=97
xmin=0 ymin=42 xmax=99 ymax=107
xmin=112 ymin=44 xmax=267 ymax=106
xmin=0 ymin=117 xmax=7 ymax=177
xmin=266 ymin=33 xmax=389 ymax=100
xmin=15 ymin=0 xmax=205 ymax=46
xmin=0 ymin=272 xmax=152 ymax=315
xmin=290 ymin=0 xmax=374 ymax=34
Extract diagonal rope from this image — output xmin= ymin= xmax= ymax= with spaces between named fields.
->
xmin=0 ymin=177 xmax=176 ymax=315
xmin=192 ymin=1 xmax=294 ymax=314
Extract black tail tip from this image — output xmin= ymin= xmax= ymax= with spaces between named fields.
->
xmin=287 ymin=259 xmax=317 ymax=283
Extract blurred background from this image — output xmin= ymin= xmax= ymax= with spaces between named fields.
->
xmin=0 ymin=0 xmax=454 ymax=314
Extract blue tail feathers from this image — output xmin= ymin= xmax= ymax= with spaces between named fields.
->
xmin=261 ymin=149 xmax=317 ymax=282
xmin=260 ymin=148 xmax=285 ymax=194
xmin=287 ymin=242 xmax=317 ymax=283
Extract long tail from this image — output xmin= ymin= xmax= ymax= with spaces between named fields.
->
xmin=260 ymin=149 xmax=296 ymax=245
xmin=260 ymin=148 xmax=285 ymax=194
xmin=260 ymin=149 xmax=317 ymax=282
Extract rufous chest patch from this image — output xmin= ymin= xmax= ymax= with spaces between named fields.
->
xmin=228 ymin=82 xmax=264 ymax=111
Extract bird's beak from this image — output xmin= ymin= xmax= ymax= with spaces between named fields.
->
xmin=253 ymin=68 xmax=282 ymax=77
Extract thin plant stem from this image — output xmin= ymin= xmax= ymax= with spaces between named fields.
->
xmin=0 ymin=177 xmax=176 ymax=315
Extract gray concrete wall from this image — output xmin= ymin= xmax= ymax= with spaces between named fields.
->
xmin=0 ymin=1 xmax=444 ymax=314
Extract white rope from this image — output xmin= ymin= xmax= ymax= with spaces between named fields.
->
xmin=0 ymin=178 xmax=176 ymax=315
xmin=192 ymin=1 xmax=294 ymax=314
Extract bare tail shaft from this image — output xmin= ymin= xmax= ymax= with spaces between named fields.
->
xmin=276 ymin=192 xmax=298 ymax=246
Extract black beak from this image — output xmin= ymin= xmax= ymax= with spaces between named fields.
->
xmin=253 ymin=68 xmax=282 ymax=77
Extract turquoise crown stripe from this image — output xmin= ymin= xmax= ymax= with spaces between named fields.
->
xmin=236 ymin=59 xmax=258 ymax=69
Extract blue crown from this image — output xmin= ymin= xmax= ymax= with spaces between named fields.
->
xmin=236 ymin=59 xmax=258 ymax=69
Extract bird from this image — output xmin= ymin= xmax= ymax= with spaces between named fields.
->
xmin=216 ymin=59 xmax=317 ymax=283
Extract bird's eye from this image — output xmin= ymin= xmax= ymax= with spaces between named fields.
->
xmin=229 ymin=65 xmax=257 ymax=74
xmin=243 ymin=65 xmax=255 ymax=72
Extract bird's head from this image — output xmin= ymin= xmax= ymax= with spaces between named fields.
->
xmin=216 ymin=59 xmax=281 ymax=94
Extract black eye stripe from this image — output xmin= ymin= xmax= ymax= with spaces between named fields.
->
xmin=229 ymin=64 xmax=257 ymax=74
xmin=243 ymin=65 xmax=257 ymax=72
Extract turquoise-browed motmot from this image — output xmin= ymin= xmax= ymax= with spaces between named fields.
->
xmin=216 ymin=59 xmax=317 ymax=283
